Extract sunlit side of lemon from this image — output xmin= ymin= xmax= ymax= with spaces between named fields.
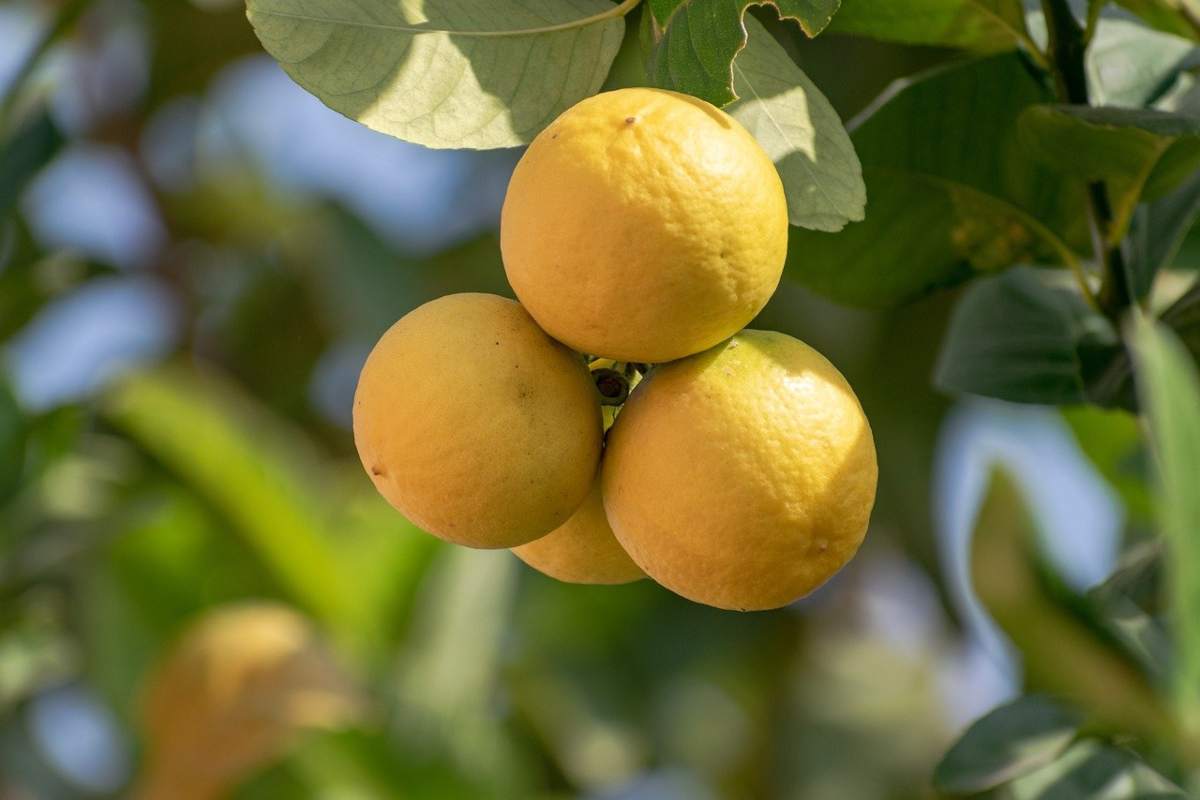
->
xmin=501 ymin=88 xmax=788 ymax=363
xmin=602 ymin=331 xmax=877 ymax=611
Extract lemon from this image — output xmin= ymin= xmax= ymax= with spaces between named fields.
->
xmin=501 ymin=88 xmax=788 ymax=363
xmin=512 ymin=479 xmax=644 ymax=585
xmin=137 ymin=603 xmax=358 ymax=800
xmin=602 ymin=331 xmax=877 ymax=611
xmin=353 ymin=293 xmax=603 ymax=548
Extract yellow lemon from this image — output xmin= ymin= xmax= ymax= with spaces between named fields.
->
xmin=512 ymin=479 xmax=644 ymax=585
xmin=353 ymin=293 xmax=602 ymax=548
xmin=136 ymin=603 xmax=359 ymax=800
xmin=602 ymin=331 xmax=877 ymax=611
xmin=501 ymin=88 xmax=788 ymax=363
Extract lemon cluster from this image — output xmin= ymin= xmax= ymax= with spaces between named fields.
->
xmin=354 ymin=88 xmax=877 ymax=611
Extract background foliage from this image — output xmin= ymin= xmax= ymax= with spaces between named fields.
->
xmin=2 ymin=0 xmax=1200 ymax=797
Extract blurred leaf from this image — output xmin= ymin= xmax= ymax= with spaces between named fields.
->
xmin=102 ymin=367 xmax=434 ymax=664
xmin=969 ymin=470 xmax=1175 ymax=742
xmin=643 ymin=0 xmax=838 ymax=106
xmin=0 ymin=376 xmax=24 ymax=505
xmin=933 ymin=695 xmax=1083 ymax=794
xmin=934 ymin=267 xmax=1122 ymax=405
xmin=246 ymin=0 xmax=630 ymax=149
xmin=1087 ymin=541 xmax=1170 ymax=685
xmin=1114 ymin=0 xmax=1200 ymax=39
xmin=786 ymin=54 xmax=1088 ymax=307
xmin=1128 ymin=172 xmax=1200 ymax=299
xmin=1008 ymin=740 xmax=1186 ymax=798
xmin=1018 ymin=105 xmax=1200 ymax=244
xmin=1131 ymin=317 xmax=1200 ymax=732
xmin=1085 ymin=17 xmax=1198 ymax=107
xmin=1062 ymin=405 xmax=1153 ymax=523
xmin=0 ymin=110 xmax=63 ymax=221
xmin=829 ymin=0 xmax=1036 ymax=51
xmin=725 ymin=16 xmax=864 ymax=232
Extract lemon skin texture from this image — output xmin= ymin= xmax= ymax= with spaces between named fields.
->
xmin=602 ymin=331 xmax=877 ymax=611
xmin=501 ymin=87 xmax=788 ymax=363
xmin=512 ymin=479 xmax=644 ymax=585
xmin=353 ymin=293 xmax=603 ymax=549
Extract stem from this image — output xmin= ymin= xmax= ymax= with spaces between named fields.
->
xmin=1041 ymin=0 xmax=1134 ymax=323
xmin=0 ymin=0 xmax=91 ymax=130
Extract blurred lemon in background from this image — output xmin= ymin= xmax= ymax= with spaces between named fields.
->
xmin=136 ymin=603 xmax=359 ymax=800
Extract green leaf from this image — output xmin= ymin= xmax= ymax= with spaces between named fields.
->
xmin=1131 ymin=317 xmax=1200 ymax=733
xmin=1018 ymin=105 xmax=1200 ymax=243
xmin=786 ymin=54 xmax=1089 ymax=307
xmin=1114 ymin=0 xmax=1200 ymax=39
xmin=643 ymin=1 xmax=839 ymax=106
xmin=829 ymin=0 xmax=1036 ymax=52
xmin=1088 ymin=542 xmax=1171 ymax=682
xmin=102 ymin=366 xmax=438 ymax=663
xmin=1008 ymin=740 xmax=1186 ymax=798
xmin=935 ymin=268 xmax=1121 ymax=406
xmin=725 ymin=16 xmax=864 ymax=231
xmin=933 ymin=695 xmax=1084 ymax=794
xmin=246 ymin=0 xmax=632 ymax=150
xmin=1085 ymin=17 xmax=1197 ymax=107
xmin=0 ymin=375 xmax=24 ymax=506
xmin=970 ymin=470 xmax=1173 ymax=741
xmin=1128 ymin=171 xmax=1200 ymax=299
xmin=1062 ymin=406 xmax=1153 ymax=523
xmin=0 ymin=110 xmax=63 ymax=220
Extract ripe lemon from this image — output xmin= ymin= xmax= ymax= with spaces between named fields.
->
xmin=501 ymin=87 xmax=788 ymax=363
xmin=512 ymin=479 xmax=644 ymax=585
xmin=353 ymin=293 xmax=603 ymax=548
xmin=602 ymin=331 xmax=877 ymax=611
xmin=137 ymin=603 xmax=358 ymax=800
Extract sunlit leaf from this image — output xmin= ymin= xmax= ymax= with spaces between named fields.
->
xmin=246 ymin=0 xmax=632 ymax=149
xmin=644 ymin=0 xmax=839 ymax=106
xmin=726 ymin=16 xmax=864 ymax=231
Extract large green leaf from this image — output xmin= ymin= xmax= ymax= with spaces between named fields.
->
xmin=246 ymin=0 xmax=632 ymax=149
xmin=1131 ymin=317 xmax=1200 ymax=733
xmin=933 ymin=695 xmax=1084 ymax=794
xmin=1128 ymin=171 xmax=1200 ymax=299
xmin=829 ymin=0 xmax=1037 ymax=52
xmin=934 ymin=268 xmax=1121 ymax=406
xmin=1019 ymin=105 xmax=1200 ymax=244
xmin=726 ymin=16 xmax=864 ymax=231
xmin=1114 ymin=0 xmax=1200 ymax=39
xmin=786 ymin=54 xmax=1088 ymax=307
xmin=644 ymin=1 xmax=839 ymax=106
